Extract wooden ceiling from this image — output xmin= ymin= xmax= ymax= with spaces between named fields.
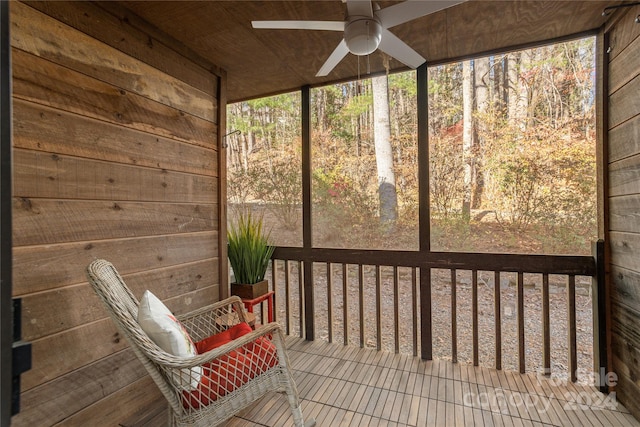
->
xmin=117 ymin=1 xmax=615 ymax=102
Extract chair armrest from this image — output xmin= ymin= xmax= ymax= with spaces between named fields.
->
xmin=154 ymin=322 xmax=284 ymax=370
xmin=177 ymin=296 xmax=249 ymax=342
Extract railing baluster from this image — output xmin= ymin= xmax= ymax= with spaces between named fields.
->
xmin=517 ymin=271 xmax=525 ymax=374
xmin=327 ymin=262 xmax=333 ymax=343
xmin=343 ymin=263 xmax=348 ymax=346
xmin=359 ymin=264 xmax=365 ymax=348
xmin=494 ymin=271 xmax=501 ymax=370
xmin=451 ymin=269 xmax=457 ymax=363
xmin=271 ymin=259 xmax=277 ymax=323
xmin=394 ymin=266 xmax=400 ymax=353
xmin=568 ymin=274 xmax=577 ymax=382
xmin=285 ymin=260 xmax=291 ymax=336
xmin=542 ymin=273 xmax=551 ymax=376
xmin=412 ymin=267 xmax=418 ymax=357
xmin=472 ymin=270 xmax=479 ymax=366
xmin=298 ymin=260 xmax=304 ymax=338
xmin=420 ymin=267 xmax=433 ymax=360
xmin=376 ymin=265 xmax=382 ymax=351
xmin=270 ymin=243 xmax=596 ymax=375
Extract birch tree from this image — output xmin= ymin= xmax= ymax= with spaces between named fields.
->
xmin=372 ymin=74 xmax=398 ymax=225
xmin=462 ymin=60 xmax=473 ymax=218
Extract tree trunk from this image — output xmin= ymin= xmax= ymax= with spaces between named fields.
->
xmin=372 ymin=74 xmax=398 ymax=225
xmin=472 ymin=57 xmax=489 ymax=209
xmin=462 ymin=60 xmax=473 ymax=218
xmin=506 ymin=52 xmax=525 ymax=128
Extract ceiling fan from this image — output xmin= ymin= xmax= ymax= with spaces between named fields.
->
xmin=252 ymin=0 xmax=465 ymax=77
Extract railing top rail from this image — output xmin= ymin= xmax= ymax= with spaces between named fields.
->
xmin=272 ymin=246 xmax=596 ymax=276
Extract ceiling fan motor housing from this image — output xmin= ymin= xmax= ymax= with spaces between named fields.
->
xmin=344 ymin=17 xmax=382 ymax=56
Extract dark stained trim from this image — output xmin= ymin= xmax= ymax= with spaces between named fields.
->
xmin=593 ymin=239 xmax=608 ymax=392
xmin=593 ymin=23 xmax=610 ymax=393
xmin=417 ymin=64 xmax=430 ymax=253
xmin=301 ymin=86 xmax=314 ymax=340
xmin=218 ymin=71 xmax=229 ymax=300
xmin=272 ymin=247 xmax=596 ymax=276
xmin=1 ymin=0 xmax=12 ymax=422
xmin=417 ymin=63 xmax=432 ymax=360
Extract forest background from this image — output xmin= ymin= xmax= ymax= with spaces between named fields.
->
xmin=226 ymin=37 xmax=597 ymax=256
xmin=225 ymin=37 xmax=598 ymax=377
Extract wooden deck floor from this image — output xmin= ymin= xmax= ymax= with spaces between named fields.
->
xmin=219 ymin=337 xmax=639 ymax=427
xmin=130 ymin=336 xmax=639 ymax=426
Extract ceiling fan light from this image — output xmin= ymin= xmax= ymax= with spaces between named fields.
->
xmin=344 ymin=18 xmax=382 ymax=56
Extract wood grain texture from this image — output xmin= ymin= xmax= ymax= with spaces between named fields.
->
xmin=13 ymin=148 xmax=217 ymax=203
xmin=609 ymin=195 xmax=640 ymax=233
xmin=56 ymin=376 xmax=164 ymax=427
xmin=12 ymin=1 xmax=217 ymax=122
xmin=610 ymin=231 xmax=640 ymax=271
xmin=21 ymin=0 xmax=220 ymax=91
xmin=21 ymin=317 xmax=129 ymax=391
xmin=11 ymin=0 xmax=223 ymax=423
xmin=22 ymin=261 xmax=218 ymax=341
xmin=611 ymin=265 xmax=640 ymax=314
xmin=607 ymin=6 xmax=640 ymax=423
xmin=609 ymin=153 xmax=640 ymax=197
xmin=443 ymin=1 xmax=603 ymax=62
xmin=13 ymin=232 xmax=218 ymax=295
xmin=13 ymin=198 xmax=217 ymax=246
xmin=606 ymin=4 xmax=640 ymax=63
xmin=609 ymin=114 xmax=640 ymax=163
xmin=75 ymin=1 xmax=611 ymax=103
xmin=12 ymin=53 xmax=217 ymax=150
xmin=23 ymin=283 xmax=215 ymax=393
xmin=13 ymin=100 xmax=217 ymax=176
xmin=11 ymin=348 xmax=146 ymax=427
xmin=609 ymin=73 xmax=640 ymax=129
xmin=609 ymin=27 xmax=640 ymax=95
xmin=610 ymin=302 xmax=640 ymax=414
xmin=612 ymin=364 xmax=640 ymax=423
xmin=254 ymin=336 xmax=640 ymax=427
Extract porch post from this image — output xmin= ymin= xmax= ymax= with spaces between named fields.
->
xmin=592 ymin=239 xmax=608 ymax=393
xmin=301 ymin=85 xmax=314 ymax=340
xmin=1 ymin=0 xmax=13 ymax=422
xmin=594 ymin=28 xmax=611 ymax=394
xmin=417 ymin=63 xmax=432 ymax=360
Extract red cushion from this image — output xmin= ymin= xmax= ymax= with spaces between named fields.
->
xmin=182 ymin=333 xmax=279 ymax=410
xmin=195 ymin=322 xmax=252 ymax=354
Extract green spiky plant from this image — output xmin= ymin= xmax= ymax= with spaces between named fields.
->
xmin=227 ymin=211 xmax=275 ymax=284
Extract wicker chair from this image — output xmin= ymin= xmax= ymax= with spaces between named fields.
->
xmin=87 ymin=259 xmax=313 ymax=427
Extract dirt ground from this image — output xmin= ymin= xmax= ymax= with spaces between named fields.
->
xmin=233 ymin=204 xmax=596 ymax=385
xmin=264 ymin=258 xmax=595 ymax=386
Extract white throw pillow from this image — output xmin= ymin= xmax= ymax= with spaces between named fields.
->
xmin=138 ymin=290 xmax=201 ymax=390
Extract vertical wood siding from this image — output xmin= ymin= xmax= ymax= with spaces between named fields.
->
xmin=607 ymin=4 xmax=640 ymax=421
xmin=10 ymin=1 xmax=223 ymax=424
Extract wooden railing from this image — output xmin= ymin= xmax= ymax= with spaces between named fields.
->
xmin=264 ymin=242 xmax=605 ymax=383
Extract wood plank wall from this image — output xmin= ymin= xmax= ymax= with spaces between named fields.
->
xmin=10 ymin=1 xmax=224 ymax=425
xmin=606 ymin=4 xmax=640 ymax=421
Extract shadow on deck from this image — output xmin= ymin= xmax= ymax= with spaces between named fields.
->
xmin=128 ymin=336 xmax=639 ymax=426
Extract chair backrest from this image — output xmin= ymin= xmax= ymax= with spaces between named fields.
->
xmin=86 ymin=259 xmax=183 ymax=413
xmin=88 ymin=259 xmax=139 ymax=319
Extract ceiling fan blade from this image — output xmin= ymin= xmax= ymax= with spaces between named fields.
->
xmin=378 ymin=28 xmax=425 ymax=69
xmin=316 ymin=39 xmax=350 ymax=77
xmin=376 ymin=0 xmax=465 ymax=29
xmin=252 ymin=20 xmax=344 ymax=31
xmin=347 ymin=0 xmax=374 ymax=17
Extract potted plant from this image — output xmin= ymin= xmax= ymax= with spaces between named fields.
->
xmin=227 ymin=211 xmax=275 ymax=299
